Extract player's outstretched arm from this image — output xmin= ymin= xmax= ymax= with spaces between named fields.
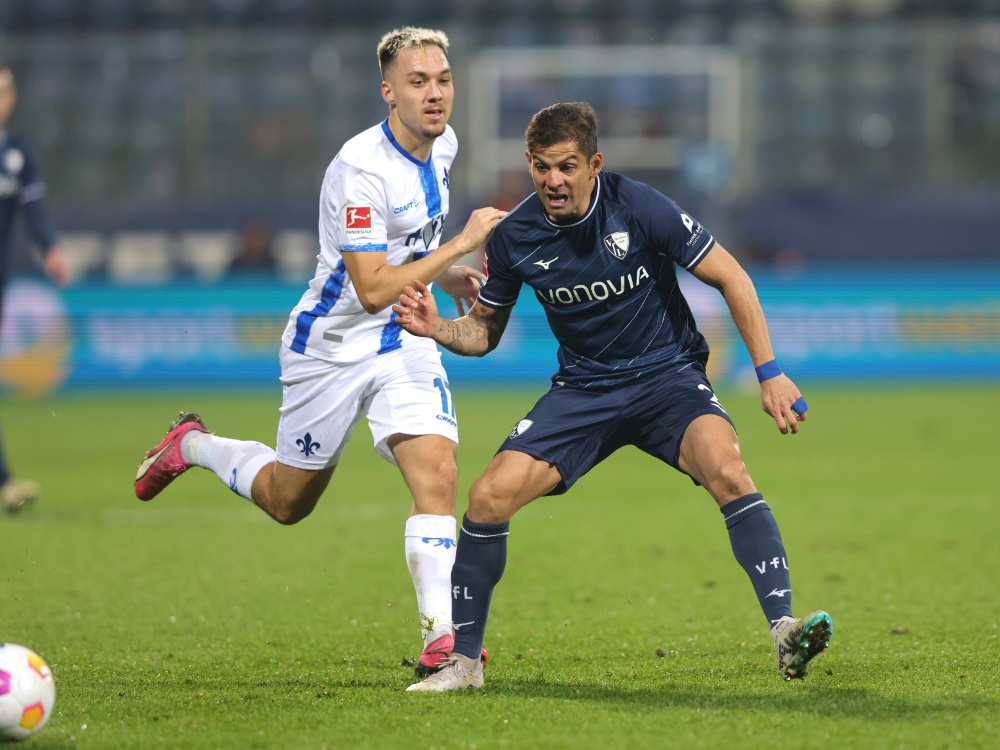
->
xmin=344 ymin=207 xmax=505 ymax=314
xmin=758 ymin=369 xmax=807 ymax=435
xmin=435 ymin=265 xmax=485 ymax=316
xmin=393 ymin=279 xmax=511 ymax=357
xmin=433 ymin=207 xmax=508 ymax=313
xmin=691 ymin=241 xmax=807 ymax=435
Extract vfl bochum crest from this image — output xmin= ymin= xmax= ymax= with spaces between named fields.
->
xmin=509 ymin=419 xmax=533 ymax=439
xmin=603 ymin=231 xmax=630 ymax=260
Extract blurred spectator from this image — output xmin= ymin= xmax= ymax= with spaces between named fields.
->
xmin=737 ymin=239 xmax=806 ymax=277
xmin=230 ymin=214 xmax=276 ymax=273
xmin=491 ymin=170 xmax=531 ymax=212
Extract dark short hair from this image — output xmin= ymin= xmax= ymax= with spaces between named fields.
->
xmin=525 ymin=102 xmax=599 ymax=158
xmin=377 ymin=27 xmax=449 ymax=80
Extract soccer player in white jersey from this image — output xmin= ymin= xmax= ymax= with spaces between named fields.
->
xmin=134 ymin=28 xmax=505 ymax=676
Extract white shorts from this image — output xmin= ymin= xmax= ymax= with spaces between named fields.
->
xmin=275 ymin=344 xmax=459 ymax=469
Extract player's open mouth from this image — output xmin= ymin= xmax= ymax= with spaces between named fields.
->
xmin=425 ymin=109 xmax=444 ymax=121
xmin=547 ymin=194 xmax=568 ymax=208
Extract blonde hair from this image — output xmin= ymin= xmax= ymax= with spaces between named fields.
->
xmin=377 ymin=27 xmax=450 ymax=80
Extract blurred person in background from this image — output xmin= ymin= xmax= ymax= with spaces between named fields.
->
xmin=230 ymin=213 xmax=276 ymax=273
xmin=0 ymin=59 xmax=69 ymax=513
xmin=134 ymin=28 xmax=504 ymax=675
xmin=398 ymin=102 xmax=831 ymax=691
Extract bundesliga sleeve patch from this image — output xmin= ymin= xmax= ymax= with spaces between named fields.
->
xmin=344 ymin=205 xmax=373 ymax=236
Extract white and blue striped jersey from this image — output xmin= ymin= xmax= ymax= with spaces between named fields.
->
xmin=282 ymin=119 xmax=455 ymax=363
xmin=479 ymin=172 xmax=716 ymax=390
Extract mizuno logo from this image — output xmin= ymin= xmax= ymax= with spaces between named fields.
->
xmin=698 ymin=383 xmax=728 ymax=414
xmin=766 ymin=588 xmax=792 ymax=598
xmin=534 ymin=257 xmax=559 ymax=270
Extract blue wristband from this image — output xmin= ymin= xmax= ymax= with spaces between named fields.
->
xmin=754 ymin=360 xmax=782 ymax=383
xmin=792 ymin=396 xmax=808 ymax=415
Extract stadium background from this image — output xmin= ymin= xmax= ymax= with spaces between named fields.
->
xmin=1 ymin=0 xmax=998 ymax=395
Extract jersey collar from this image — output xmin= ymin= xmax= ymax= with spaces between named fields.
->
xmin=381 ymin=118 xmax=433 ymax=167
xmin=542 ymin=173 xmax=601 ymax=229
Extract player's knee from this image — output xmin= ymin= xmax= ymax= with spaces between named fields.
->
xmin=434 ymin=455 xmax=459 ymax=496
xmin=704 ymin=457 xmax=753 ymax=501
xmin=269 ymin=491 xmax=319 ymax=525
xmin=270 ymin=504 xmax=306 ymax=525
xmin=411 ymin=454 xmax=458 ymax=515
xmin=468 ymin=475 xmax=516 ymax=523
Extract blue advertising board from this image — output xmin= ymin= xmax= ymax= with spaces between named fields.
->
xmin=1 ymin=266 xmax=997 ymax=396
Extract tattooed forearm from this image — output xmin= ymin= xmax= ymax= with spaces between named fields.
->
xmin=434 ymin=306 xmax=511 ymax=357
xmin=437 ymin=317 xmax=490 ymax=355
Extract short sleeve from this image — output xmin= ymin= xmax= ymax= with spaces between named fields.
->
xmin=320 ymin=162 xmax=389 ymax=254
xmin=640 ymin=189 xmax=715 ymax=271
xmin=477 ymin=230 xmax=521 ymax=308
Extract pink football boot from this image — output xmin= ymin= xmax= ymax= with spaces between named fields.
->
xmin=134 ymin=412 xmax=210 ymax=501
xmin=414 ymin=632 xmax=489 ymax=677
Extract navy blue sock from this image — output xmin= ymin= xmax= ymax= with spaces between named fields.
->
xmin=722 ymin=493 xmax=793 ymax=626
xmin=452 ymin=514 xmax=509 ymax=659
xmin=0 ymin=424 xmax=9 ymax=485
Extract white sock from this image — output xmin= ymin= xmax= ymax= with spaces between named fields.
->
xmin=770 ymin=615 xmax=796 ymax=642
xmin=182 ymin=432 xmax=275 ymax=502
xmin=405 ymin=513 xmax=457 ymax=645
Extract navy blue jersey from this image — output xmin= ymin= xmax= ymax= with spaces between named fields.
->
xmin=0 ymin=132 xmax=57 ymax=268
xmin=479 ymin=171 xmax=716 ymax=390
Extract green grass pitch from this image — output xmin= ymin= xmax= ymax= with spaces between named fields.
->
xmin=1 ymin=383 xmax=997 ymax=749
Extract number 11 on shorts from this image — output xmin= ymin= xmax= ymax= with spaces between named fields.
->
xmin=433 ymin=377 xmax=456 ymax=418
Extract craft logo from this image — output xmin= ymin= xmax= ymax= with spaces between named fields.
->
xmin=345 ymin=205 xmax=372 ymax=236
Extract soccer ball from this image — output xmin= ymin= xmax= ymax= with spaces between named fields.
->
xmin=0 ymin=643 xmax=56 ymax=741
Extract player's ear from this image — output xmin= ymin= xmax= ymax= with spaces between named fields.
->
xmin=525 ymin=150 xmax=532 ymax=172
xmin=381 ymin=80 xmax=395 ymax=106
xmin=590 ymin=152 xmax=603 ymax=176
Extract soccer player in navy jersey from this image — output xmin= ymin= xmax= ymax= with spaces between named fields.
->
xmin=0 ymin=59 xmax=69 ymax=514
xmin=396 ymin=102 xmax=832 ymax=690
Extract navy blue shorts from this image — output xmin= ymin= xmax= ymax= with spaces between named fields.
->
xmin=498 ymin=364 xmax=736 ymax=495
